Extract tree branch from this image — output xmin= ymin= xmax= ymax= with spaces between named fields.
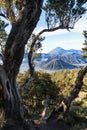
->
xmin=38 ymin=25 xmax=73 ymax=36
xmin=28 ymin=25 xmax=73 ymax=77
xmin=5 ymin=0 xmax=16 ymax=23
xmin=47 ymin=66 xmax=87 ymax=121
xmin=30 ymin=25 xmax=73 ymax=46
xmin=3 ymin=0 xmax=43 ymax=79
xmin=0 ymin=13 xmax=7 ymax=19
xmin=0 ymin=53 xmax=4 ymax=64
xmin=20 ymin=77 xmax=34 ymax=93
xmin=63 ymin=66 xmax=87 ymax=105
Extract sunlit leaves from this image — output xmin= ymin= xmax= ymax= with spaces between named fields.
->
xmin=17 ymin=70 xmax=59 ymax=115
xmin=0 ymin=0 xmax=23 ymax=23
xmin=17 ymin=68 xmax=87 ymax=116
xmin=25 ymin=34 xmax=45 ymax=54
xmin=0 ymin=0 xmax=6 ymax=7
xmin=0 ymin=19 xmax=7 ymax=56
xmin=82 ymin=30 xmax=87 ymax=58
xmin=44 ymin=0 xmax=87 ymax=29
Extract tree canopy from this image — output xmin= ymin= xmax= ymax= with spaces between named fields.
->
xmin=0 ymin=0 xmax=87 ymax=129
xmin=0 ymin=19 xmax=8 ymax=61
xmin=44 ymin=0 xmax=87 ymax=29
xmin=0 ymin=0 xmax=87 ymax=27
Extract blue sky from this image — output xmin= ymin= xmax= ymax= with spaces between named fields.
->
xmin=5 ymin=9 xmax=87 ymax=54
xmin=34 ymin=10 xmax=87 ymax=53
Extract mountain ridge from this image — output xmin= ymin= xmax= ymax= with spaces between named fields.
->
xmin=20 ymin=47 xmax=87 ymax=72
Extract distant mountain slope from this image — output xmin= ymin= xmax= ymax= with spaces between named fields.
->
xmin=48 ymin=47 xmax=66 ymax=55
xmin=20 ymin=47 xmax=87 ymax=72
xmin=42 ymin=58 xmax=77 ymax=70
xmin=60 ymin=53 xmax=86 ymax=64
xmin=42 ymin=47 xmax=87 ymax=65
xmin=48 ymin=47 xmax=81 ymax=55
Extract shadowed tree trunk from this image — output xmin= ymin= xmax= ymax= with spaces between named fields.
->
xmin=0 ymin=0 xmax=43 ymax=126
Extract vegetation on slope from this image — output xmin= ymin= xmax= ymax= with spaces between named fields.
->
xmin=0 ymin=68 xmax=87 ymax=129
xmin=17 ymin=69 xmax=87 ymax=122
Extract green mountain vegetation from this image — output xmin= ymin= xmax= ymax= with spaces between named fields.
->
xmin=17 ymin=69 xmax=87 ymax=125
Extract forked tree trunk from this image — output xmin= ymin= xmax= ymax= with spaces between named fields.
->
xmin=0 ymin=0 xmax=43 ymax=126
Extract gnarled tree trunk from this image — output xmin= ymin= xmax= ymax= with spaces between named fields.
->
xmin=0 ymin=0 xmax=43 ymax=127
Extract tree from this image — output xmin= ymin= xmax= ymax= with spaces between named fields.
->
xmin=26 ymin=34 xmax=44 ymax=77
xmin=0 ymin=0 xmax=87 ymax=129
xmin=0 ymin=19 xmax=8 ymax=62
xmin=0 ymin=1 xmax=43 ymax=128
xmin=82 ymin=30 xmax=87 ymax=58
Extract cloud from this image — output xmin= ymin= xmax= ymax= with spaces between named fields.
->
xmin=73 ymin=22 xmax=87 ymax=33
xmin=42 ymin=34 xmax=84 ymax=53
xmin=60 ymin=38 xmax=83 ymax=44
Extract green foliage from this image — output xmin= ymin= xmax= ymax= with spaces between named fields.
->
xmin=51 ymin=69 xmax=87 ymax=121
xmin=44 ymin=0 xmax=87 ymax=29
xmin=51 ymin=69 xmax=79 ymax=97
xmin=25 ymin=34 xmax=45 ymax=54
xmin=82 ymin=30 xmax=87 ymax=58
xmin=17 ymin=71 xmax=29 ymax=85
xmin=17 ymin=70 xmax=59 ymax=115
xmin=17 ymin=68 xmax=87 ymax=120
xmin=0 ymin=19 xmax=7 ymax=40
xmin=0 ymin=19 xmax=8 ymax=56
xmin=82 ymin=54 xmax=87 ymax=58
xmin=83 ymin=30 xmax=87 ymax=38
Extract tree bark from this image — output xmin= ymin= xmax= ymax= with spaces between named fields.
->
xmin=0 ymin=0 xmax=43 ymax=123
xmin=58 ymin=67 xmax=87 ymax=114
